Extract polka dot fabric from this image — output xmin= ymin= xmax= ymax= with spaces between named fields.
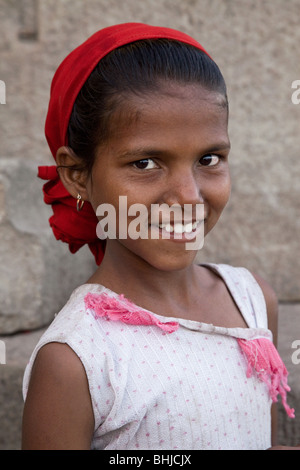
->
xmin=23 ymin=264 xmax=277 ymax=450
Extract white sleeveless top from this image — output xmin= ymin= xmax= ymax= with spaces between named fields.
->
xmin=23 ymin=264 xmax=274 ymax=450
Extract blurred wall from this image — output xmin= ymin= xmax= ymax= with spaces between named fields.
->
xmin=0 ymin=0 xmax=299 ymax=334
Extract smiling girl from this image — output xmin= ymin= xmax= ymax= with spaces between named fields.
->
xmin=22 ymin=23 xmax=296 ymax=450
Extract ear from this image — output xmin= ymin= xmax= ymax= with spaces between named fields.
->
xmin=56 ymin=146 xmax=90 ymax=202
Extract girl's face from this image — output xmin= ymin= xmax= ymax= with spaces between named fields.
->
xmin=85 ymin=83 xmax=231 ymax=272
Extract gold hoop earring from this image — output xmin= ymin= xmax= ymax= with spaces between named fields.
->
xmin=76 ymin=193 xmax=84 ymax=212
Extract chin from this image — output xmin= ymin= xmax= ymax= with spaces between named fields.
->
xmin=139 ymin=248 xmax=199 ymax=273
xmin=114 ymin=236 xmax=200 ymax=272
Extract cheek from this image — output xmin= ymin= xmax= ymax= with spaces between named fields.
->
xmin=87 ymin=176 xmax=120 ymax=213
xmin=220 ymin=176 xmax=231 ymax=206
xmin=204 ymin=178 xmax=230 ymax=236
xmin=206 ymin=173 xmax=231 ymax=214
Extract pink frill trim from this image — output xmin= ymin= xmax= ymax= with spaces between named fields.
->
xmin=237 ymin=338 xmax=295 ymax=418
xmin=84 ymin=292 xmax=179 ymax=333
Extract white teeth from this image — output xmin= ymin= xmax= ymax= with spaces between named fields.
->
xmin=174 ymin=223 xmax=184 ymax=234
xmin=165 ymin=224 xmax=174 ymax=233
xmin=184 ymin=223 xmax=193 ymax=233
xmin=158 ymin=221 xmax=200 ymax=234
xmin=157 ymin=223 xmax=174 ymax=233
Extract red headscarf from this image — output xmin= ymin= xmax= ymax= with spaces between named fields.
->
xmin=39 ymin=22 xmax=210 ymax=265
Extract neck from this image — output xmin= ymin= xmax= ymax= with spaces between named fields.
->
xmin=86 ymin=240 xmax=199 ymax=312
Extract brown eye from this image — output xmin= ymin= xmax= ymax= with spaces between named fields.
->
xmin=199 ymin=154 xmax=220 ymax=166
xmin=133 ymin=159 xmax=158 ymax=170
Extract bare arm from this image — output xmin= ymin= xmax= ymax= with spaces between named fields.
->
xmin=22 ymin=342 xmax=94 ymax=450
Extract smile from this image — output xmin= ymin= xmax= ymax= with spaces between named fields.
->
xmin=150 ymin=219 xmax=205 ymax=246
xmin=96 ymin=196 xmax=205 ymax=249
xmin=157 ymin=220 xmax=201 ymax=234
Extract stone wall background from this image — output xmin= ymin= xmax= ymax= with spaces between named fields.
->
xmin=0 ymin=0 xmax=299 ymax=449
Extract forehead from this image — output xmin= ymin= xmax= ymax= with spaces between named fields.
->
xmin=105 ymin=83 xmax=229 ymax=148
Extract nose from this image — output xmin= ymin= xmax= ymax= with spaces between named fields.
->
xmin=162 ymin=167 xmax=204 ymax=208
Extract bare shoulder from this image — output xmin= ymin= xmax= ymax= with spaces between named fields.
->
xmin=251 ymin=272 xmax=279 ymax=344
xmin=22 ymin=342 xmax=94 ymax=450
xmin=32 ymin=341 xmax=88 ymax=380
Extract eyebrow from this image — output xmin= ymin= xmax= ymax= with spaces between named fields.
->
xmin=118 ymin=148 xmax=165 ymax=159
xmin=198 ymin=142 xmax=231 ymax=153
xmin=117 ymin=142 xmax=231 ymax=160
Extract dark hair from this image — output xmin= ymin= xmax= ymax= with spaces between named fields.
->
xmin=67 ymin=39 xmax=228 ymax=173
